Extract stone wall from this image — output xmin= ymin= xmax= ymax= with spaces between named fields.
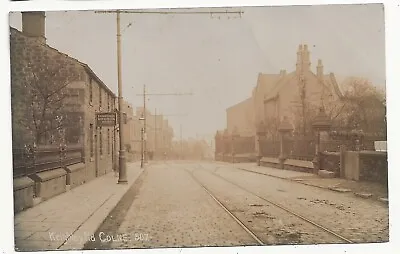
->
xmin=359 ymin=151 xmax=388 ymax=185
xmin=259 ymin=157 xmax=280 ymax=168
xmin=283 ymin=159 xmax=314 ymax=173
xmin=320 ymin=152 xmax=341 ymax=177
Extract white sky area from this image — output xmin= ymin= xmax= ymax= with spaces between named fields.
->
xmin=9 ymin=4 xmax=385 ymax=141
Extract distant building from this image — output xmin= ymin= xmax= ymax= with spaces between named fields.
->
xmin=134 ymin=107 xmax=174 ymax=160
xmin=121 ymin=101 xmax=136 ymax=161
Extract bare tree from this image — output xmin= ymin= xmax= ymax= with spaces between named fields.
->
xmin=263 ymin=116 xmax=280 ymax=140
xmin=12 ymin=61 xmax=80 ymax=146
xmin=339 ymin=78 xmax=386 ymax=135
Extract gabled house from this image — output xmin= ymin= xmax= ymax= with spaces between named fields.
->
xmin=227 ymin=44 xmax=347 ymax=138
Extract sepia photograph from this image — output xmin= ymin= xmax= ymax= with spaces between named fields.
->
xmin=7 ymin=2 xmax=391 ymax=252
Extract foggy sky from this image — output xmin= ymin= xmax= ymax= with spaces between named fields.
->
xmin=9 ymin=4 xmax=386 ymax=141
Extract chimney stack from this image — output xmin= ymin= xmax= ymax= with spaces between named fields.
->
xmin=302 ymin=44 xmax=311 ymax=72
xmin=317 ymin=59 xmax=324 ymax=79
xmin=22 ymin=11 xmax=46 ymax=44
xmin=296 ymin=44 xmax=303 ymax=75
xmin=296 ymin=44 xmax=311 ymax=75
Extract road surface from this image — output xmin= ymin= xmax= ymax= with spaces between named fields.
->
xmin=87 ymin=161 xmax=389 ymax=249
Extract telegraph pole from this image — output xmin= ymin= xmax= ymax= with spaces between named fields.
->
xmin=95 ymin=9 xmax=127 ymax=184
xmin=143 ymin=84 xmax=147 ymax=163
xmin=116 ymin=11 xmax=127 ymax=184
xmin=140 ymin=126 xmax=144 ymax=168
xmin=154 ymin=108 xmax=157 ymax=160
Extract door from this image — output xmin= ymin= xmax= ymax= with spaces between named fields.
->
xmin=95 ymin=131 xmax=99 ymax=177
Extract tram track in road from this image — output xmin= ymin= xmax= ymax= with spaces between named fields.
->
xmin=183 ymin=166 xmax=265 ymax=246
xmin=185 ymin=162 xmax=354 ymax=245
xmin=163 ymin=161 xmax=264 ymax=245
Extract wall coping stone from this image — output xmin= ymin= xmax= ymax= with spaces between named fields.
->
xmin=29 ymin=168 xmax=67 ymax=182
xmin=235 ymin=153 xmax=256 ymax=158
xmin=321 ymin=151 xmax=340 ymax=156
xmin=359 ymin=151 xmax=388 ymax=157
xmin=284 ymin=159 xmax=314 ymax=169
xmin=261 ymin=157 xmax=280 ymax=164
xmin=65 ymin=162 xmax=85 ymax=173
xmin=13 ymin=176 xmax=34 ymax=191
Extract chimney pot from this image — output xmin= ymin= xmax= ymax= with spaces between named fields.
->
xmin=317 ymin=59 xmax=324 ymax=78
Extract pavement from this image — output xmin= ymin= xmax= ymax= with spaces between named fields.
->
xmin=225 ymin=162 xmax=388 ymax=203
xmin=14 ymin=162 xmax=144 ymax=252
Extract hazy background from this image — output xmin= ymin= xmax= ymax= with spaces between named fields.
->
xmin=9 ymin=4 xmax=385 ymax=141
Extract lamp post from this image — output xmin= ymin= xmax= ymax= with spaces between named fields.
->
xmin=311 ymin=107 xmax=332 ymax=174
xmin=278 ymin=117 xmax=294 ymax=169
xmin=116 ymin=11 xmax=128 ymax=184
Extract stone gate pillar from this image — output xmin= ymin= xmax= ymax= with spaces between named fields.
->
xmin=278 ymin=117 xmax=293 ymax=169
xmin=311 ymin=107 xmax=332 ymax=174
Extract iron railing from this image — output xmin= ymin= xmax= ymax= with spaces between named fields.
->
xmin=259 ymin=139 xmax=280 ymax=157
xmin=285 ymin=136 xmax=315 ymax=161
xmin=12 ymin=144 xmax=83 ymax=178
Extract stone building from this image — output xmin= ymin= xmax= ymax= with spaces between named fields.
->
xmin=134 ymin=107 xmax=174 ymax=160
xmin=226 ymin=98 xmax=254 ymax=137
xmin=130 ymin=113 xmax=143 ymax=160
xmin=227 ymin=44 xmax=345 ymax=138
xmin=11 ymin=12 xmax=123 ymax=210
xmin=121 ymin=101 xmax=137 ymax=161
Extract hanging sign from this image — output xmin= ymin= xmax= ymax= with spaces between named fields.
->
xmin=96 ymin=113 xmax=117 ymax=127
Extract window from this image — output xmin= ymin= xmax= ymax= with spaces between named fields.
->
xmin=99 ymin=87 xmax=102 ymax=109
xmin=100 ymin=127 xmax=103 ymax=156
xmin=89 ymin=78 xmax=93 ymax=104
xmin=123 ymin=113 xmax=127 ymax=124
xmin=107 ymin=94 xmax=110 ymax=111
xmin=89 ymin=124 xmax=94 ymax=157
xmin=108 ymin=129 xmax=111 ymax=155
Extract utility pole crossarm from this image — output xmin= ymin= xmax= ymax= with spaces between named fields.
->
xmin=136 ymin=93 xmax=193 ymax=96
xmin=152 ymin=114 xmax=189 ymax=117
xmin=95 ymin=10 xmax=243 ymax=15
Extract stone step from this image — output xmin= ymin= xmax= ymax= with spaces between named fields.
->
xmin=354 ymin=192 xmax=373 ymax=199
xmin=379 ymin=197 xmax=389 ymax=204
xmin=329 ymin=187 xmax=352 ymax=193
